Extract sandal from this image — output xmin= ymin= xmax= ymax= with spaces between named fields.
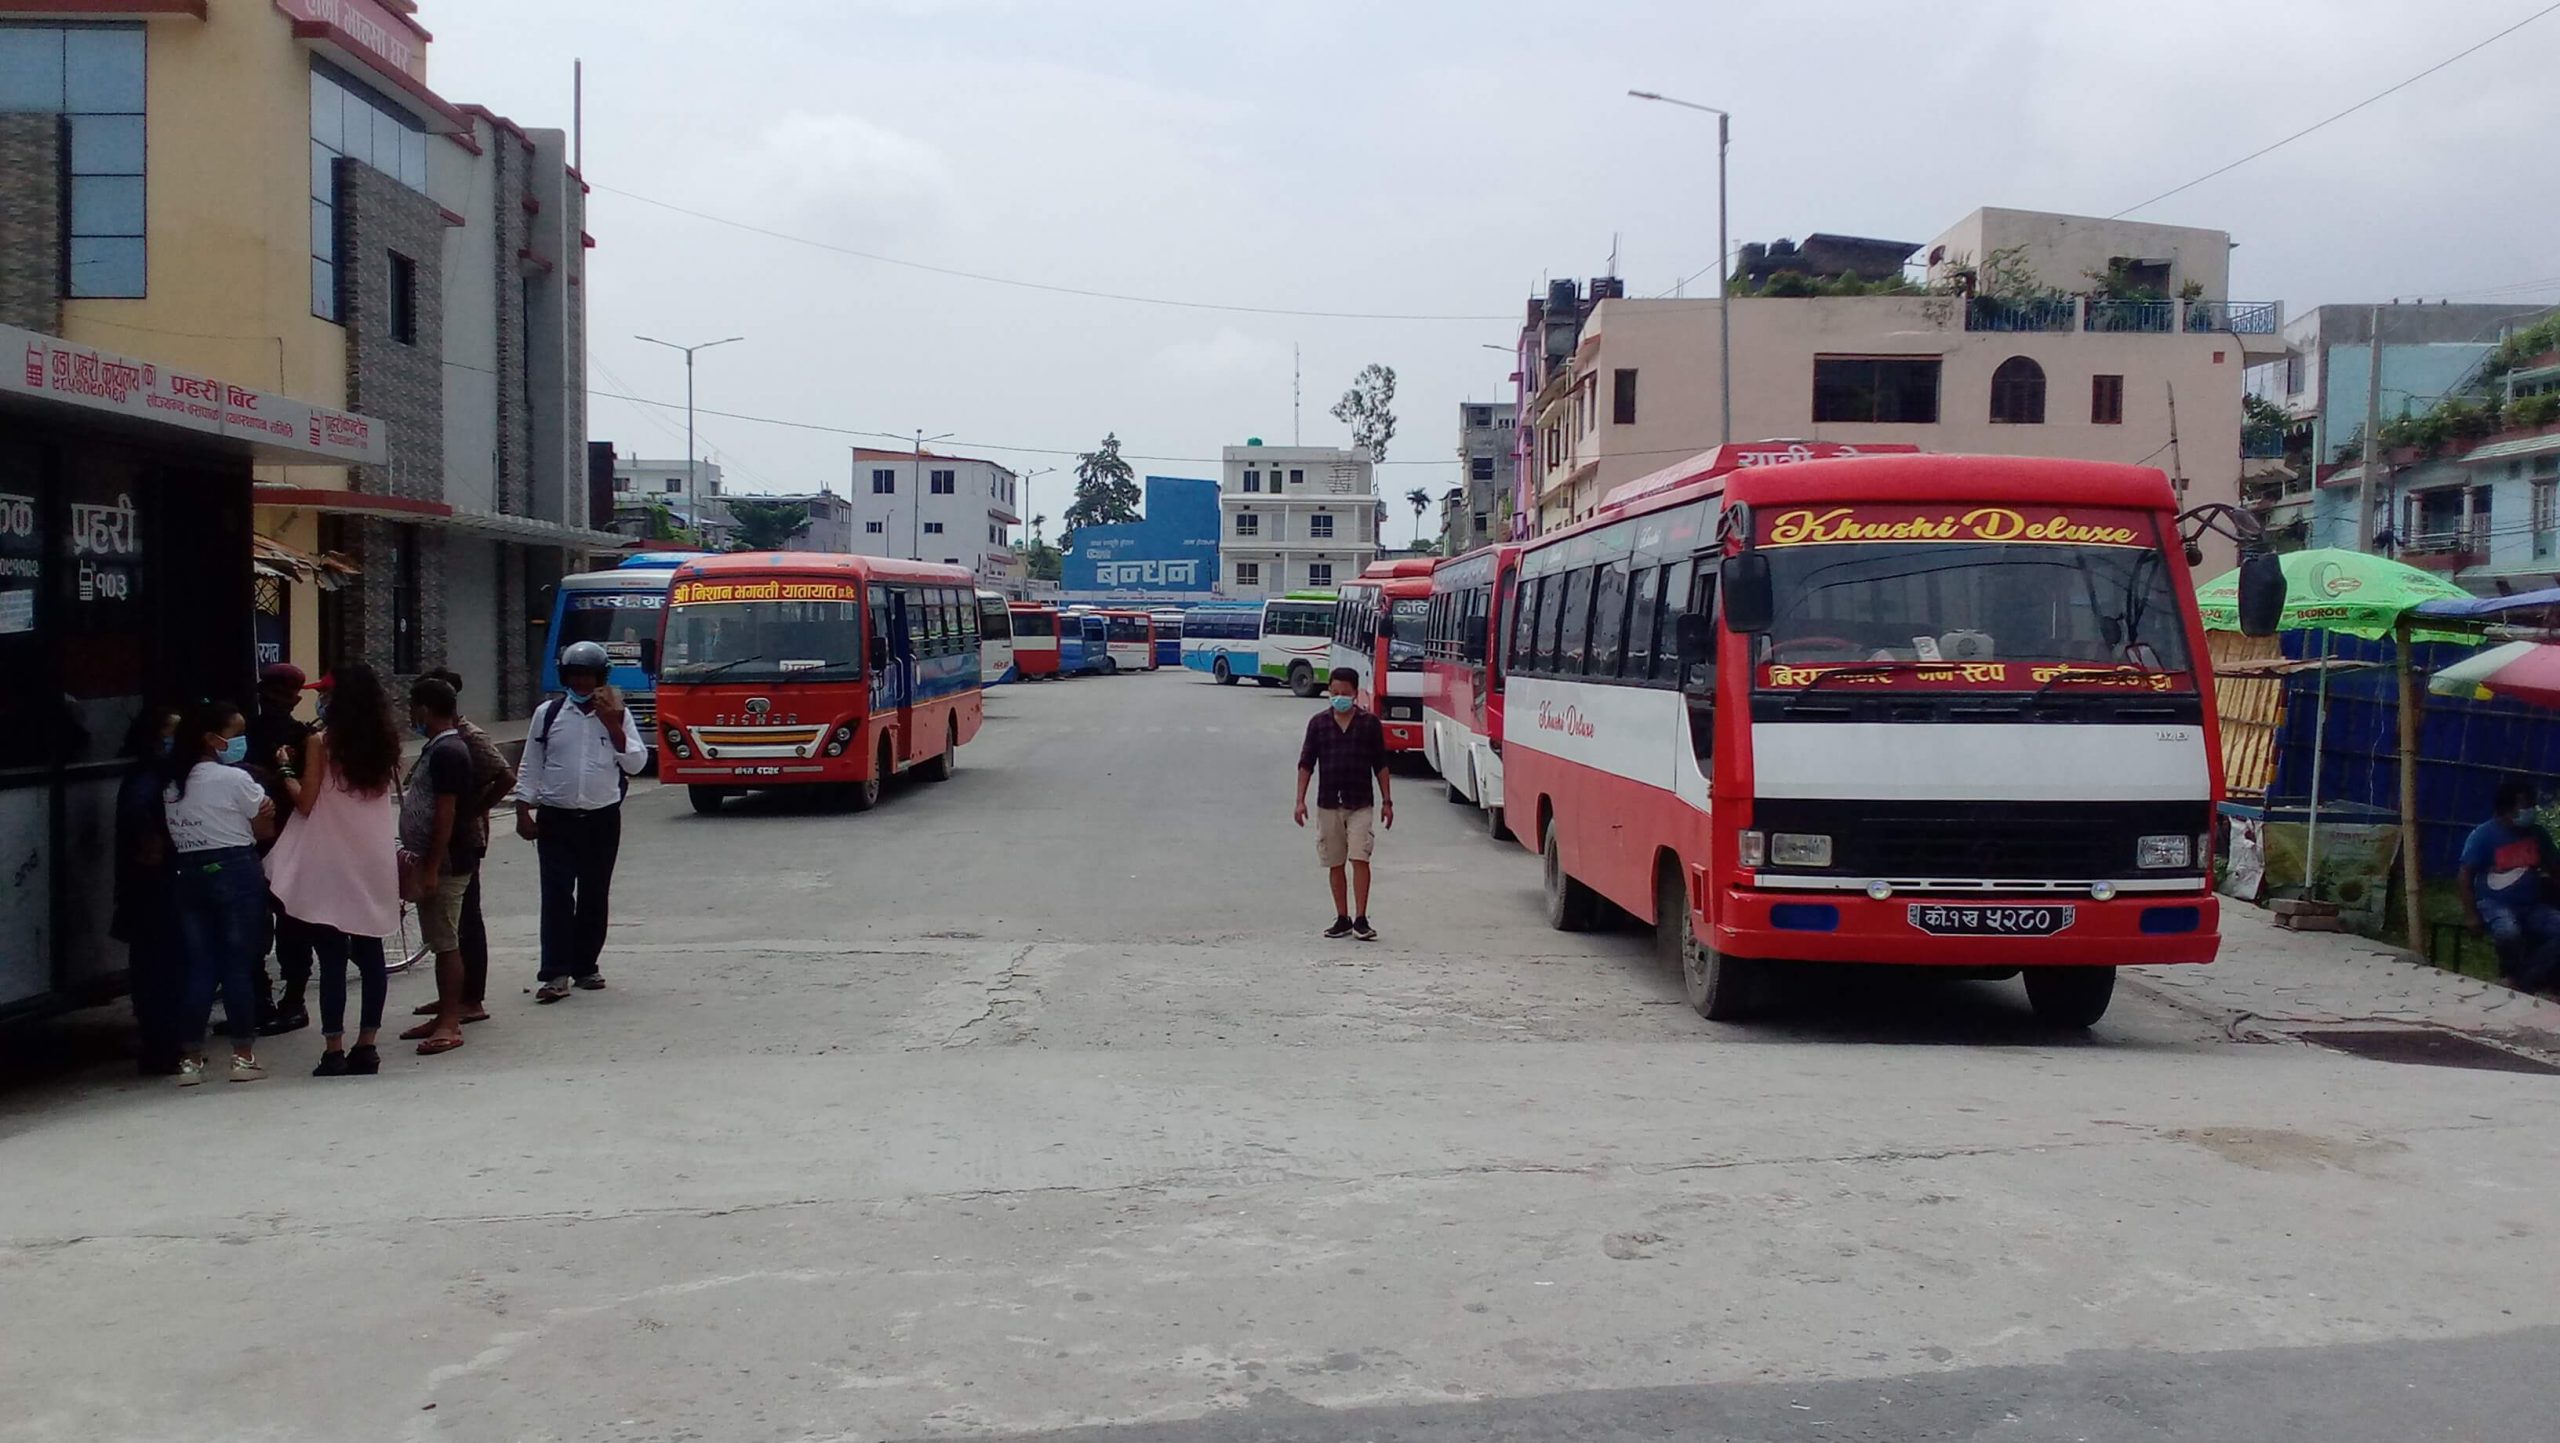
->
xmin=415 ymin=1035 xmax=465 ymax=1056
xmin=535 ymin=981 xmax=572 ymax=1004
xmin=397 ymin=1020 xmax=440 ymax=1041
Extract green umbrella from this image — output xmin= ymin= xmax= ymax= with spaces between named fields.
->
xmin=2195 ymin=548 xmax=2475 ymax=643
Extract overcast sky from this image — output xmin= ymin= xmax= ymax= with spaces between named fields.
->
xmin=425 ymin=0 xmax=2560 ymax=545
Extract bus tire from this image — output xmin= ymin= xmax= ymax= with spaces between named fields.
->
xmin=2024 ymin=966 xmax=2115 ymax=1028
xmin=1287 ymin=661 xmax=1315 ymax=697
xmin=851 ymin=742 xmax=888 ymax=813
xmin=1484 ymin=803 xmax=1510 ymax=842
xmin=1541 ymin=824 xmax=1597 ymax=932
xmin=922 ymin=718 xmax=957 ymax=782
xmin=1257 ymin=676 xmax=1280 ymax=688
xmin=1684 ymin=939 xmax=1765 ymax=1022
xmin=686 ymin=785 xmax=728 ymax=816
xmin=1102 ymin=657 xmax=1119 ymax=676
xmin=1213 ymin=657 xmax=1237 ymax=686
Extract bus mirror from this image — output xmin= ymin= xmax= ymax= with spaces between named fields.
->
xmin=1673 ymin=613 xmax=1715 ymax=663
xmin=1719 ymin=553 xmax=1774 ymax=635
xmin=1375 ymin=611 xmax=1395 ymax=642
xmin=2237 ymin=551 xmax=2287 ymax=638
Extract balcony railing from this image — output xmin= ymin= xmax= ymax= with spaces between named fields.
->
xmin=2085 ymin=299 xmax=2177 ymax=334
xmin=2187 ymin=300 xmax=2282 ymax=335
xmin=1965 ymin=297 xmax=2077 ymax=333
xmin=2401 ymin=521 xmax=2488 ymax=568
xmin=1962 ymin=297 xmax=2285 ymax=336
xmin=2241 ymin=423 xmax=2288 ymax=459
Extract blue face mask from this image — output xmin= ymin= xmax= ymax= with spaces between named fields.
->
xmin=1330 ymin=695 xmax=1355 ymax=714
xmin=567 ymin=686 xmax=596 ymax=705
xmin=157 ymin=736 xmax=173 ymax=757
xmin=216 ymin=735 xmax=248 ymax=766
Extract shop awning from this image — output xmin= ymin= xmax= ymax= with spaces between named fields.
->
xmin=254 ymin=486 xmax=629 ymax=551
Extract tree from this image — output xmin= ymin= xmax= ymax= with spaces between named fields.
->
xmin=725 ymin=498 xmax=811 ymax=553
xmin=1405 ymin=486 xmax=1432 ymax=546
xmin=1064 ymin=433 xmax=1141 ymax=550
xmin=1331 ymin=363 xmax=1398 ymax=462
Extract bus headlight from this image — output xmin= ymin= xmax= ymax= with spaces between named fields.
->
xmin=1737 ymin=831 xmax=1766 ymax=868
xmin=826 ymin=739 xmax=847 ymax=756
xmin=1769 ymin=833 xmax=1834 ymax=868
xmin=834 ymin=725 xmax=854 ymax=744
xmin=2137 ymin=835 xmax=2193 ymax=869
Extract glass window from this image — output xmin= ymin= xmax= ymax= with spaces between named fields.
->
xmin=1 ymin=25 xmax=149 ymax=298
xmin=308 ymin=60 xmax=424 ymax=321
xmin=66 ymin=173 xmax=140 ymax=236
xmin=1990 ymin=357 xmax=2047 ymax=424
xmin=1510 ymin=575 xmax=1540 ymax=673
xmin=1812 ymin=356 xmax=1942 ymax=424
xmin=1309 ymin=513 xmax=1335 ymax=539
xmin=1589 ymin=562 xmax=1630 ymax=676
xmin=69 ymin=237 xmax=143 ymax=297
xmin=61 ymin=27 xmax=141 ymax=112
xmin=69 ymin=112 xmax=142 ymax=175
xmin=1555 ymin=568 xmax=1592 ymax=674
xmin=1307 ymin=563 xmax=1332 ymax=589
xmin=309 ymin=198 xmax=334 ymax=262
xmin=309 ymin=68 xmax=343 ymax=150
xmin=1626 ymin=564 xmax=1663 ymax=681
xmin=0 ymin=29 xmax=65 ymax=111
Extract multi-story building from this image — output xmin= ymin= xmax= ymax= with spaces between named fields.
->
xmin=1512 ymin=208 xmax=2284 ymax=571
xmin=0 ymin=0 xmax=613 ymax=719
xmin=846 ymin=446 xmax=1021 ymax=588
xmin=1439 ymin=401 xmax=1514 ymax=556
xmin=1217 ymin=442 xmax=1376 ymax=596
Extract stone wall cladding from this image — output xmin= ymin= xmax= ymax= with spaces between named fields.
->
xmin=491 ymin=136 xmax=532 ymax=517
xmin=339 ymin=158 xmax=449 ymax=687
xmin=561 ymin=171 xmax=587 ymax=530
xmin=0 ymin=114 xmax=64 ymax=334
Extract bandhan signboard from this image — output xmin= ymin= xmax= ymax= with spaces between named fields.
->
xmin=3 ymin=324 xmax=389 ymax=466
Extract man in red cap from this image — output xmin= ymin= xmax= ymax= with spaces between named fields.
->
xmin=247 ymin=661 xmax=317 ymax=1033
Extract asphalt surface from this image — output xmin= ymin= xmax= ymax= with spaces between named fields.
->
xmin=4 ymin=670 xmax=2557 ymax=1442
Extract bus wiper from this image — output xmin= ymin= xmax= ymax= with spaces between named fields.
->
xmin=1778 ymin=660 xmax=1927 ymax=705
xmin=687 ymin=653 xmax=768 ymax=679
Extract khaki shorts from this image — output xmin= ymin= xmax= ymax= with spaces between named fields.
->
xmin=1315 ymin=807 xmax=1377 ymax=868
xmin=416 ymin=872 xmax=472 ymax=954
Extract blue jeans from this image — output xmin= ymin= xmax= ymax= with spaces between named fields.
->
xmin=2480 ymin=898 xmax=2560 ymax=991
xmin=171 ymin=847 xmax=268 ymax=1050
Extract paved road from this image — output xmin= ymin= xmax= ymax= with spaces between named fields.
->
xmin=5 ymin=672 xmax=2558 ymax=1442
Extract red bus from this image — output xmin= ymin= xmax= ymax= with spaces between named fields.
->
xmin=1503 ymin=450 xmax=2279 ymax=1027
xmin=1421 ymin=542 xmax=1524 ymax=838
xmin=1332 ymin=562 xmax=1432 ymax=751
xmin=655 ymin=554 xmax=986 ymax=814
xmin=1008 ymin=602 xmax=1061 ymax=678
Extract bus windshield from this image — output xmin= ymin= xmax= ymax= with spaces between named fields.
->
xmin=1388 ymin=597 xmax=1428 ymax=670
xmin=1012 ymin=609 xmax=1056 ymax=639
xmin=1761 ymin=542 xmax=2192 ymax=673
xmin=662 ymin=599 xmax=864 ymax=684
xmin=558 ymin=593 xmax=662 ymax=674
xmin=1106 ymin=615 xmax=1149 ymax=643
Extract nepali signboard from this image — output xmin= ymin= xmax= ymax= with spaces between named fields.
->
xmin=3 ymin=324 xmax=389 ymax=466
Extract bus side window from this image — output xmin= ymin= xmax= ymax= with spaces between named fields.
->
xmin=1591 ymin=561 xmax=1631 ymax=677
xmin=868 ymin=586 xmax=890 ymax=666
xmin=1556 ymin=568 xmax=1592 ymax=675
xmin=1626 ymin=565 xmax=1662 ymax=680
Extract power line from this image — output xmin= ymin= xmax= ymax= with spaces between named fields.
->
xmin=2112 ymin=0 xmax=2560 ymax=218
xmin=592 ymin=183 xmax=1512 ymax=324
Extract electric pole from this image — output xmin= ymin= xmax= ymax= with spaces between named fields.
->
xmin=2358 ymin=306 xmax=2383 ymax=551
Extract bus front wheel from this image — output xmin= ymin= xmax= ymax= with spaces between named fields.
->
xmin=686 ymin=785 xmax=729 ymax=816
xmin=850 ymin=743 xmax=888 ymax=813
xmin=1213 ymin=657 xmax=1237 ymax=686
xmin=1484 ymin=803 xmax=1510 ymax=842
xmin=2024 ymin=966 xmax=2115 ymax=1028
xmin=922 ymin=718 xmax=958 ymax=782
xmin=1288 ymin=662 xmax=1316 ymax=698
xmin=1541 ymin=824 xmax=1597 ymax=932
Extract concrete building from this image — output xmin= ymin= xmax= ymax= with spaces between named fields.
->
xmin=1514 ymin=209 xmax=2283 ymax=569
xmin=846 ymin=446 xmax=1021 ymax=589
xmin=1218 ymin=442 xmax=1377 ymax=597
xmin=0 ymin=1 xmax=616 ymax=720
xmin=1440 ymin=401 xmax=1514 ymax=555
xmin=610 ymin=456 xmax=732 ymax=547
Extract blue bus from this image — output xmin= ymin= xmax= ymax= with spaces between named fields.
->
xmin=541 ymin=551 xmax=707 ymax=746
xmin=1055 ymin=609 xmax=1116 ymax=676
xmin=1150 ymin=608 xmax=1185 ymax=669
xmin=1180 ymin=601 xmax=1265 ymax=684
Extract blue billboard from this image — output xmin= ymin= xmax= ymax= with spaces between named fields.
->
xmin=1062 ymin=475 xmax=1219 ymax=596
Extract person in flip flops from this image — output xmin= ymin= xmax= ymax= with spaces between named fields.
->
xmin=398 ymin=678 xmax=479 ymax=1056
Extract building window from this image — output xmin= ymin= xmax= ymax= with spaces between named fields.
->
xmin=1309 ymin=513 xmax=1335 ymax=539
xmin=865 ymin=520 xmax=884 ymax=534
xmin=871 ymin=469 xmax=895 ymax=494
xmin=1235 ymin=513 xmax=1260 ymax=537
xmin=1289 ymin=469 xmax=1304 ymax=485
xmin=1243 ymin=469 xmax=1261 ymax=493
xmin=1989 ymin=357 xmax=2046 ymax=424
xmin=391 ymin=522 xmax=422 ymax=674
xmin=2534 ymin=481 xmax=2557 ymax=558
xmin=0 ymin=24 xmax=147 ymax=298
xmin=386 ymin=251 xmax=417 ymax=344
xmin=1307 ymin=562 xmax=1332 ymax=589
xmin=2284 ymin=351 xmax=2306 ymax=396
xmin=1234 ymin=561 xmax=1259 ymax=587
xmin=924 ymin=521 xmax=944 ymax=535
xmin=612 ymin=475 xmax=631 ymax=492
xmin=2091 ymin=373 xmax=2125 ymax=426
xmin=1471 ymin=455 xmax=1495 ymax=481
xmin=944 ymin=558 xmax=959 ymax=566
xmin=1612 ymin=368 xmax=1638 ymax=425
xmin=930 ymin=469 xmax=956 ymax=494
xmin=308 ymin=59 xmax=427 ymax=322
xmin=1811 ymin=356 xmax=1941 ymax=424
xmin=988 ymin=524 xmax=1000 ymax=544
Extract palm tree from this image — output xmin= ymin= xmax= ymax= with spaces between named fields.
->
xmin=1406 ymin=487 xmax=1432 ymax=547
xmin=1031 ymin=513 xmax=1048 ymax=545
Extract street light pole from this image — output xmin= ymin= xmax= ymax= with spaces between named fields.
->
xmin=1628 ymin=90 xmax=1732 ymax=448
xmin=635 ymin=334 xmax=744 ymax=537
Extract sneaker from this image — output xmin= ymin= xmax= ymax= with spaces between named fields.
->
xmin=229 ymin=1055 xmax=267 ymax=1084
xmin=311 ymin=1050 xmax=349 ymax=1078
xmin=1323 ymin=917 xmax=1356 ymax=939
xmin=259 ymin=1007 xmax=311 ymax=1037
xmin=345 ymin=1043 xmax=381 ymax=1076
xmin=573 ymin=974 xmax=608 ymax=991
xmin=1352 ymin=918 xmax=1378 ymax=942
xmin=176 ymin=1057 xmax=208 ymax=1087
xmin=536 ymin=979 xmax=573 ymax=1004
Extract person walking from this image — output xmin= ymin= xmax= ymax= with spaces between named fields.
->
xmin=513 ymin=640 xmax=646 ymax=1003
xmin=248 ymin=661 xmax=317 ymax=1035
xmin=2459 ymin=780 xmax=2560 ymax=992
xmin=164 ymin=700 xmax=277 ymax=1085
xmin=113 ymin=703 xmax=182 ymax=1076
xmin=265 ymin=662 xmax=402 ymax=1077
xmin=1294 ymin=665 xmax=1394 ymax=942
xmin=407 ymin=668 xmax=511 ymax=1029
xmin=398 ymin=677 xmax=490 ymax=1053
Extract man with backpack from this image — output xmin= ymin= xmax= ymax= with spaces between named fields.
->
xmin=407 ymin=668 xmax=513 ymax=1033
xmin=513 ymin=641 xmax=648 ymax=1003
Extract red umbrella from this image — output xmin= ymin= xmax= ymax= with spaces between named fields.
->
xmin=2427 ymin=640 xmax=2560 ymax=710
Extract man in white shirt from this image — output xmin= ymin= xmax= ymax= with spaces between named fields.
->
xmin=512 ymin=642 xmax=649 ymax=1002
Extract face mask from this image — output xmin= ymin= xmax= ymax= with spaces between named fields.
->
xmin=216 ymin=735 xmax=248 ymax=766
xmin=157 ymin=737 xmax=172 ymax=757
xmin=568 ymin=686 xmax=596 ymax=705
xmin=1330 ymin=695 xmax=1355 ymax=714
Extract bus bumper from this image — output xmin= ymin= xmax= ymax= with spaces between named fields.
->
xmin=1384 ymin=722 xmax=1423 ymax=751
xmin=1711 ymin=887 xmax=2218 ymax=967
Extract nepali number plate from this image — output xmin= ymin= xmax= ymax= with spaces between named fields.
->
xmin=1905 ymin=904 xmax=2076 ymax=937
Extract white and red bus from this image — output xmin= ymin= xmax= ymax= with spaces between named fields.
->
xmin=1008 ymin=602 xmax=1060 ymax=679
xmin=1099 ymin=609 xmax=1155 ymax=673
xmin=1422 ymin=542 xmax=1524 ymax=838
xmin=977 ymin=589 xmax=1016 ymax=685
xmin=1502 ymin=448 xmax=2280 ymax=1027
xmin=1333 ymin=560 xmax=1434 ymax=751
xmin=656 ymin=553 xmax=986 ymax=815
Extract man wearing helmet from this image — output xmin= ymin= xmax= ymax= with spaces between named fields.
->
xmin=512 ymin=640 xmax=649 ymax=1003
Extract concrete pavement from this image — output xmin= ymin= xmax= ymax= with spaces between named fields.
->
xmin=4 ymin=671 xmax=2558 ymax=1442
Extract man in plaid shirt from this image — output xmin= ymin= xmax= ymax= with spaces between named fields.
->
xmin=1295 ymin=666 xmax=1395 ymax=941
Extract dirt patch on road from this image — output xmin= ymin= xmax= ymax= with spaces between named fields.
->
xmin=2167 ymin=1126 xmax=2409 ymax=1175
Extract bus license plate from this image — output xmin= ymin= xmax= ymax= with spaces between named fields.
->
xmin=1906 ymin=904 xmax=2075 ymax=937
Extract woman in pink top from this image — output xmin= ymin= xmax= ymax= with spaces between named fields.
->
xmin=267 ymin=663 xmax=402 ymax=1076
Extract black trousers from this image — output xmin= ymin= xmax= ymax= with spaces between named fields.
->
xmin=535 ymin=805 xmax=621 ymax=981
xmin=262 ymin=894 xmax=317 ymax=1013
xmin=461 ymin=870 xmax=489 ymax=1006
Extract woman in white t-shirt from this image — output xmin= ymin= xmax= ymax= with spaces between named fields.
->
xmin=163 ymin=700 xmax=278 ymax=1086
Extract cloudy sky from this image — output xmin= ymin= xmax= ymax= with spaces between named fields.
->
xmin=425 ymin=0 xmax=2560 ymax=545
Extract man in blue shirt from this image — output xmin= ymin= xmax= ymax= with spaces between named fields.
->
xmin=2458 ymin=780 xmax=2560 ymax=991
